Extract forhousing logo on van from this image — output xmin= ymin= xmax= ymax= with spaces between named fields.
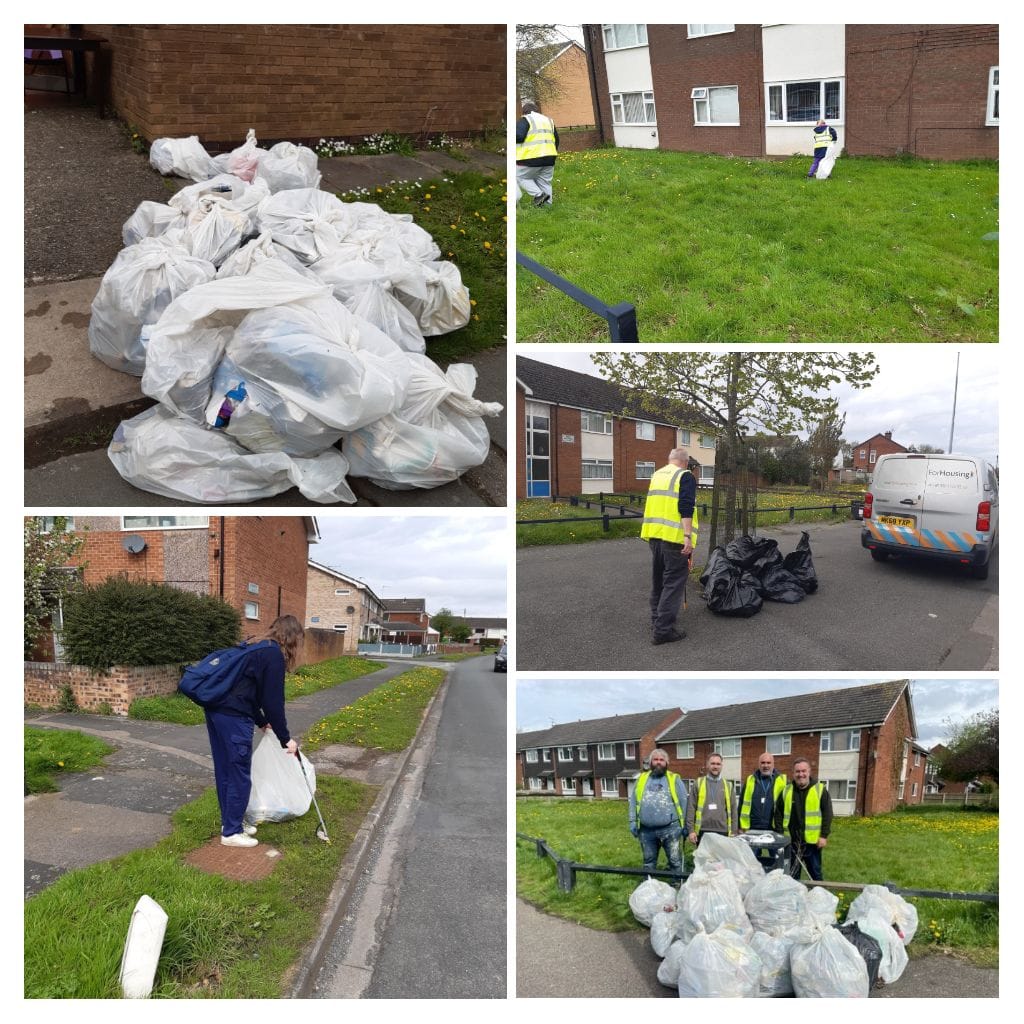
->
xmin=927 ymin=468 xmax=974 ymax=480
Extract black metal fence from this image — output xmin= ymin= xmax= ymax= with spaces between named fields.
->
xmin=516 ymin=251 xmax=638 ymax=341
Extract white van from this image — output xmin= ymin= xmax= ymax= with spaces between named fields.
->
xmin=861 ymin=453 xmax=998 ymax=579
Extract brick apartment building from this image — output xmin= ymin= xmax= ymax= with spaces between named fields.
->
xmin=33 ymin=515 xmax=318 ymax=660
xmin=517 ymin=680 xmax=923 ymax=816
xmin=851 ymin=431 xmax=908 ymax=474
xmin=382 ymin=598 xmax=437 ymax=647
xmin=305 ymin=560 xmax=386 ymax=653
xmin=516 ymin=356 xmax=716 ymax=499
xmin=584 ymin=24 xmax=997 ymax=160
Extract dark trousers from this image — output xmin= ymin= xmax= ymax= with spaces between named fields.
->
xmin=788 ymin=839 xmax=824 ymax=881
xmin=649 ymin=538 xmax=689 ymax=638
xmin=205 ymin=709 xmax=255 ymax=836
xmin=808 ymin=147 xmax=828 ymax=177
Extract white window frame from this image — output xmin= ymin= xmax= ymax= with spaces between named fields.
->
xmin=334 ymin=588 xmax=352 ymax=596
xmin=675 ymin=741 xmax=694 ymax=759
xmin=699 ymin=434 xmax=716 ymax=449
xmin=687 ymin=24 xmax=734 ymax=38
xmin=602 ymin=24 xmax=648 ymax=51
xmin=911 ymin=781 xmax=918 ymax=797
xmin=898 ymin=779 xmax=906 ymax=799
xmin=526 ymin=749 xmax=539 ymax=763
xmin=244 ymin=601 xmax=260 ymax=620
xmin=528 ymin=776 xmax=542 ymax=791
xmin=766 ymin=734 xmax=792 ymax=756
xmin=700 ymin=465 xmax=715 ymax=483
xmin=870 ymin=450 xmax=877 ymax=464
xmin=714 ymin=737 xmax=741 ymax=758
xmin=859 ymin=448 xmax=867 ymax=460
xmin=121 ymin=516 xmax=209 ymax=530
xmin=558 ymin=746 xmax=574 ymax=762
xmin=597 ymin=743 xmax=616 ymax=761
xmin=636 ymin=420 xmax=656 ymax=441
xmin=914 ymin=752 xmax=921 ymax=767
xmin=986 ymin=67 xmax=999 ymax=126
xmin=636 ymin=461 xmax=656 ymax=480
xmin=541 ymin=748 xmax=551 ymax=762
xmin=247 ymin=582 xmax=259 ymax=595
xmin=693 ymin=86 xmax=740 ymax=127
xmin=581 ymin=410 xmax=613 ymax=434
xmin=678 ymin=429 xmax=691 ymax=446
xmin=39 ymin=516 xmax=76 ymax=533
xmin=577 ymin=746 xmax=588 ymax=760
xmin=825 ymin=778 xmax=857 ymax=801
xmin=332 ymin=623 xmax=348 ymax=633
xmin=624 ymin=742 xmax=637 ymax=760
xmin=562 ymin=776 xmax=577 ymax=793
xmin=600 ymin=776 xmax=618 ymax=795
xmin=581 ymin=459 xmax=614 ymax=481
xmin=766 ymin=79 xmax=844 ymax=125
xmin=610 ymin=90 xmax=657 ymax=127
xmin=820 ymin=730 xmax=861 ymax=753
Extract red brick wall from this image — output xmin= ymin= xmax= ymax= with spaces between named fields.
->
xmin=557 ymin=129 xmax=602 ymax=152
xmin=75 ymin=529 xmax=172 ymax=586
xmin=86 ymin=24 xmax=506 ymax=146
xmin=866 ymin=693 xmax=913 ymax=814
xmin=552 ymin=407 xmax=583 ymax=496
xmin=854 ymin=435 xmax=907 ymax=473
xmin=615 ymin=420 xmax=675 ymax=493
xmin=25 ymin=662 xmax=180 ymax=716
xmin=905 ymin=751 xmax=928 ymax=804
xmin=303 ymin=627 xmax=349 ymax=666
xmin=223 ymin=518 xmax=309 ymax=630
xmin=647 ymin=24 xmax=765 ymax=157
xmin=846 ymin=25 xmax=999 ymax=160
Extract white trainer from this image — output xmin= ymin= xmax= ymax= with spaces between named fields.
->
xmin=221 ymin=832 xmax=258 ymax=848
xmin=243 ymin=824 xmax=257 ymax=836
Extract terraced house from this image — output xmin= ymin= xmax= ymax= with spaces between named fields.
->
xmin=305 ymin=559 xmax=387 ymax=652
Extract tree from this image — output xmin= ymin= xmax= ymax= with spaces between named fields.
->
xmin=591 ymin=352 xmax=879 ymax=547
xmin=907 ymin=443 xmax=945 ymax=454
xmin=517 ymin=24 xmax=570 ymax=107
xmin=430 ymin=607 xmax=457 ymax=641
xmin=25 ymin=516 xmax=86 ymax=657
xmin=450 ymin=623 xmax=473 ymax=643
xmin=807 ymin=409 xmax=847 ymax=490
xmin=937 ymin=708 xmax=998 ymax=784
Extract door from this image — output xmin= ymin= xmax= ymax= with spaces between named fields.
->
xmin=920 ymin=457 xmax=984 ymax=546
xmin=526 ymin=402 xmax=551 ymax=497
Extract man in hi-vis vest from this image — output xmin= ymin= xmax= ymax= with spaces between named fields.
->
xmin=628 ymin=748 xmax=687 ymax=873
xmin=640 ymin=447 xmax=697 ymax=645
xmin=774 ymin=757 xmax=833 ymax=881
xmin=516 ymin=102 xmax=559 ymax=206
xmin=807 ymin=118 xmax=838 ymax=178
xmin=685 ymin=753 xmax=737 ymax=844
xmin=739 ymin=751 xmax=787 ymax=871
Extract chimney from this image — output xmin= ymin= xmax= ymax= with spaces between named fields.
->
xmin=884 ymin=431 xmax=892 ymax=440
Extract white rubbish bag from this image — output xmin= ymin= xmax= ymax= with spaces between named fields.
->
xmin=815 ymin=142 xmax=839 ymax=180
xmin=750 ymin=929 xmax=796 ymax=997
xmin=393 ymin=259 xmax=471 ymax=336
xmin=657 ymin=939 xmax=686 ymax=989
xmin=805 ymin=885 xmax=840 ymax=927
xmin=246 ymin=732 xmax=315 ymax=822
xmin=258 ymin=187 xmax=358 ymax=264
xmin=675 ymin=864 xmax=752 ymax=944
xmin=88 ymin=238 xmax=216 ymax=376
xmin=217 ymin=128 xmax=264 ymax=183
xmin=628 ymin=876 xmax=677 ymax=927
xmin=122 ymin=201 xmax=186 ymax=247
xmin=258 ymin=141 xmax=321 ymax=192
xmin=651 ymin=910 xmax=681 ymax=956
xmin=345 ymin=280 xmax=426 ymax=354
xmin=677 ymin=924 xmax=762 ymax=999
xmin=744 ymin=868 xmax=810 ymax=934
xmin=181 ymin=196 xmax=252 ymax=267
xmin=215 ymin=231 xmax=314 ymax=281
xmin=119 ymin=894 xmax=168 ymax=999
xmin=108 ymin=405 xmax=356 ymax=504
xmin=149 ymin=135 xmax=219 ymax=180
xmin=846 ymin=884 xmax=919 ymax=945
xmin=693 ymin=832 xmax=764 ymax=897
xmin=846 ymin=907 xmax=909 ymax=984
xmin=790 ymin=922 xmax=870 ymax=998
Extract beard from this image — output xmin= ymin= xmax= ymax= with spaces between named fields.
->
xmin=650 ymin=765 xmax=666 ymax=776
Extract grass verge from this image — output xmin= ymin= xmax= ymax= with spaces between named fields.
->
xmin=128 ymin=656 xmax=386 ymax=726
xmin=335 ymin=168 xmax=506 ymax=363
xmin=25 ymin=727 xmax=114 ymax=794
xmin=303 ymin=667 xmax=445 ymax=752
xmin=25 ymin=780 xmax=377 ymax=998
xmin=516 ymin=149 xmax=997 ymax=342
xmin=437 ymin=652 xmax=487 ymax=662
xmin=516 ymin=799 xmax=997 ymax=966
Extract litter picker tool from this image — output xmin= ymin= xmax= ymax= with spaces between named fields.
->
xmin=295 ymin=745 xmax=331 ymax=844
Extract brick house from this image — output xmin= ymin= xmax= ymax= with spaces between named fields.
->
xmin=81 ymin=24 xmax=506 ymax=148
xmin=450 ymin=616 xmax=507 ymax=646
xmin=33 ymin=515 xmax=318 ymax=661
xmin=851 ymin=431 xmax=908 ymax=475
xmin=516 ymin=708 xmax=685 ymax=797
xmin=657 ymin=679 xmax=920 ymax=817
xmin=305 ymin=560 xmax=386 ymax=653
xmin=516 ymin=355 xmax=716 ymax=499
xmin=584 ymin=24 xmax=997 ymax=160
xmin=521 ymin=42 xmax=596 ymax=129
xmin=382 ymin=598 xmax=437 ymax=648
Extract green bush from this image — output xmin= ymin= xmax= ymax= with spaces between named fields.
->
xmin=60 ymin=578 xmax=241 ymax=669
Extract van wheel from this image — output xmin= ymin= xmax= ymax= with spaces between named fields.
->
xmin=970 ymin=560 xmax=990 ymax=580
xmin=869 ymin=550 xmax=889 ymax=562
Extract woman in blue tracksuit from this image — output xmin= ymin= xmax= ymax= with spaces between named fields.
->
xmin=205 ymin=614 xmax=304 ymax=847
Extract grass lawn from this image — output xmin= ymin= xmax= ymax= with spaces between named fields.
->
xmin=516 ymin=799 xmax=998 ymax=966
xmin=336 ymin=168 xmax=506 ymax=363
xmin=303 ymin=667 xmax=445 ymax=753
xmin=25 ymin=727 xmax=114 ymax=794
xmin=24 ymin=780 xmax=377 ymax=998
xmin=437 ymin=652 xmax=487 ymax=662
xmin=516 ymin=149 xmax=998 ymax=342
xmin=128 ymin=656 xmax=386 ymax=726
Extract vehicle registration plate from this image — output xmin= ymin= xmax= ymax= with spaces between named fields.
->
xmin=878 ymin=515 xmax=915 ymax=528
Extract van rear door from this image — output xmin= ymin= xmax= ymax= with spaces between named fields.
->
xmin=871 ymin=455 xmax=927 ymax=528
xmin=921 ymin=457 xmax=984 ymax=545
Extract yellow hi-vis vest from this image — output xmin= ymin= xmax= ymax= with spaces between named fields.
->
xmin=782 ymin=781 xmax=826 ymax=843
xmin=634 ymin=770 xmax=686 ymax=829
xmin=812 ymin=126 xmax=833 ymax=148
xmin=739 ymin=772 xmax=787 ymax=829
xmin=640 ymin=465 xmax=699 ymax=545
xmin=694 ymin=775 xmax=733 ymax=835
xmin=516 ymin=112 xmax=557 ymax=161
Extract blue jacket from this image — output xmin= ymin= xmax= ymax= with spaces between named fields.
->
xmin=214 ymin=643 xmax=291 ymax=746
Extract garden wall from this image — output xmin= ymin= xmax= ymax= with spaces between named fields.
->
xmin=557 ymin=128 xmax=601 ymax=152
xmin=304 ymin=627 xmax=350 ymax=664
xmin=25 ymin=662 xmax=180 ymax=716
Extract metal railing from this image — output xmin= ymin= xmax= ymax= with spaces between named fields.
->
xmin=516 ymin=251 xmax=638 ymax=341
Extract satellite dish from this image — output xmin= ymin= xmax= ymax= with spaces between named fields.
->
xmin=123 ymin=534 xmax=147 ymax=554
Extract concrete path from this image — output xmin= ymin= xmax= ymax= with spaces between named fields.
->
xmin=24 ymin=661 xmax=414 ymax=898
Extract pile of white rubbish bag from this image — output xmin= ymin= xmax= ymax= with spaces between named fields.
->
xmin=89 ymin=129 xmax=500 ymax=503
xmin=629 ymin=834 xmax=918 ymax=998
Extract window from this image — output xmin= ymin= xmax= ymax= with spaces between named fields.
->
xmin=558 ymin=746 xmax=574 ymax=762
xmin=600 ymin=777 xmax=618 ymax=795
xmin=869 ymin=450 xmax=877 ymax=464
xmin=333 ymin=624 xmax=348 ymax=632
xmin=911 ymin=782 xmax=918 ymax=797
xmin=898 ymin=779 xmax=906 ymax=799
xmin=542 ymin=748 xmax=551 ymax=762
xmin=526 ymin=749 xmax=539 ymax=763
xmin=582 ymin=459 xmax=613 ymax=480
xmin=562 ymin=777 xmax=576 ymax=793
xmin=610 ymin=91 xmax=657 ymax=125
xmin=528 ymin=777 xmax=542 ymax=791
xmin=624 ymin=742 xmax=637 ymax=760
xmin=581 ymin=410 xmax=613 ymax=434
xmin=688 ymin=24 xmax=734 ymax=38
xmin=699 ymin=434 xmax=716 ymax=449
xmin=39 ymin=516 xmax=75 ymax=533
xmin=602 ymin=24 xmax=647 ymax=50
xmin=820 ymin=730 xmax=861 ymax=752
xmin=714 ymin=737 xmax=741 ymax=757
xmin=914 ymin=752 xmax=921 ymax=767
xmin=636 ymin=421 xmax=656 ymax=441
xmin=825 ymin=779 xmax=857 ymax=801
xmin=678 ymin=429 xmax=691 ymax=446
xmin=334 ymin=588 xmax=352 ymax=596
xmin=310 ymin=615 xmax=320 ymax=623
xmin=244 ymin=601 xmax=259 ymax=620
xmin=859 ymin=448 xmax=867 ymax=460
xmin=121 ymin=516 xmax=208 ymax=530
xmin=766 ymin=734 xmax=792 ymax=755
xmin=577 ymin=746 xmax=588 ymax=760
xmin=693 ymin=86 xmax=739 ymax=126
xmin=766 ymin=79 xmax=843 ymax=124
xmin=986 ymin=67 xmax=999 ymax=125
xmin=675 ymin=741 xmax=694 ymax=759
xmin=247 ymin=582 xmax=259 ymax=595
xmin=598 ymin=743 xmax=616 ymax=761
xmin=636 ymin=461 xmax=656 ymax=480
xmin=700 ymin=465 xmax=715 ymax=483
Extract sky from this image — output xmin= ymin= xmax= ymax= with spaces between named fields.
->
xmin=515 ymin=677 xmax=998 ymax=749
xmin=313 ymin=515 xmax=507 ymax=617
xmin=516 ymin=348 xmax=999 ymax=465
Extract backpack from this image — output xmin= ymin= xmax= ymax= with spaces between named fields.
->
xmin=178 ymin=639 xmax=274 ymax=709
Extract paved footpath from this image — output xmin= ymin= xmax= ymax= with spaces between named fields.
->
xmin=24 ymin=661 xmax=417 ymax=898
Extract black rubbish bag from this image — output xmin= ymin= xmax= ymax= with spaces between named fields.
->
xmin=725 ymin=535 xmax=783 ymax=575
xmin=838 ymin=922 xmax=883 ymax=990
xmin=783 ymin=531 xmax=819 ymax=593
xmin=760 ymin=564 xmax=806 ymax=603
xmin=700 ymin=547 xmax=764 ymax=617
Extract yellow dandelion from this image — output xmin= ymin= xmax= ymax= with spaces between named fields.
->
xmin=472 ymin=314 xmax=480 ymax=321
xmin=483 ymin=241 xmax=492 ymax=249
xmin=478 ymin=188 xmax=485 ymax=193
xmin=470 ymin=299 xmax=477 ymax=306
xmin=450 ymin=223 xmax=457 ymax=229
xmin=376 ymin=188 xmax=383 ymax=193
xmin=425 ymin=193 xmax=431 ymax=199
xmin=424 ymin=205 xmax=430 ymax=211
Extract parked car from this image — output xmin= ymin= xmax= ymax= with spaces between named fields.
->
xmin=493 ymin=643 xmax=507 ymax=672
xmin=861 ymin=453 xmax=998 ymax=579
